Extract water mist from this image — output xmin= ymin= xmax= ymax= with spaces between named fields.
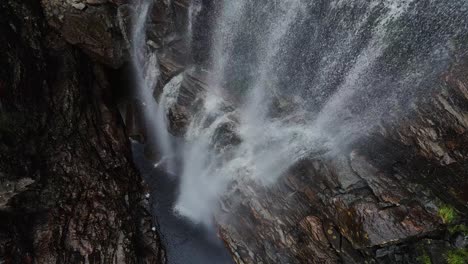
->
xmin=157 ymin=0 xmax=468 ymax=226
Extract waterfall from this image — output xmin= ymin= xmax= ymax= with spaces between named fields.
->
xmin=131 ymin=0 xmax=175 ymax=173
xmin=154 ymin=0 xmax=468 ymax=225
xmin=187 ymin=0 xmax=201 ymax=52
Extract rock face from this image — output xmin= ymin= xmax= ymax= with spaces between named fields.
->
xmin=214 ymin=58 xmax=468 ymax=263
xmin=0 ymin=0 xmax=165 ymax=263
xmin=41 ymin=0 xmax=129 ymax=68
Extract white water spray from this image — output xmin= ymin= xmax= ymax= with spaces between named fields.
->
xmin=187 ymin=0 xmax=202 ymax=50
xmin=154 ymin=0 xmax=468 ymax=225
xmin=131 ymin=0 xmax=175 ymax=172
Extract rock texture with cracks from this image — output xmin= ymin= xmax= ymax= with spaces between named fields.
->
xmin=0 ymin=0 xmax=165 ymax=263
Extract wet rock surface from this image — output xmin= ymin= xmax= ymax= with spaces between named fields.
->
xmin=0 ymin=0 xmax=165 ymax=263
xmin=211 ymin=59 xmax=468 ymax=263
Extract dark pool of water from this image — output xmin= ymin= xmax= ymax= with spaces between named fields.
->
xmin=132 ymin=142 xmax=234 ymax=264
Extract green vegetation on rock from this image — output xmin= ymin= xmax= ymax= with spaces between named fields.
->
xmin=438 ymin=205 xmax=457 ymax=224
xmin=446 ymin=249 xmax=468 ymax=264
xmin=449 ymin=224 xmax=468 ymax=236
xmin=417 ymin=252 xmax=432 ymax=264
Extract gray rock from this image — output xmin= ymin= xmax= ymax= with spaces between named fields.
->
xmin=453 ymin=234 xmax=468 ymax=249
xmin=71 ymin=2 xmax=86 ymax=10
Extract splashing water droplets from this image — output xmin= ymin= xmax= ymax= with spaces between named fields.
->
xmin=146 ymin=0 xmax=468 ymax=225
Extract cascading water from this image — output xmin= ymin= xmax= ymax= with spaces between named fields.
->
xmin=156 ymin=0 xmax=468 ymax=226
xmin=131 ymin=0 xmax=175 ymax=172
xmin=130 ymin=2 xmax=234 ymax=263
xmin=187 ymin=0 xmax=202 ymax=50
